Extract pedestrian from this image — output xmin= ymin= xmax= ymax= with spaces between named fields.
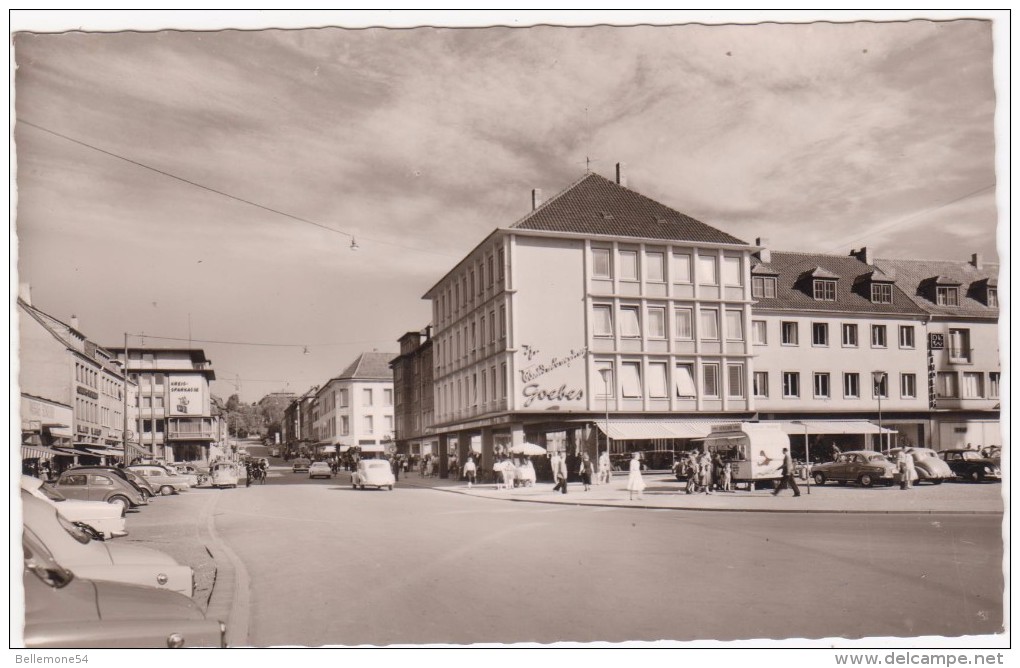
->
xmin=391 ymin=457 xmax=400 ymax=482
xmin=245 ymin=462 xmax=252 ymax=488
xmin=830 ymin=442 xmax=841 ymax=462
xmin=699 ymin=450 xmax=713 ymax=495
xmin=579 ymin=453 xmax=594 ymax=491
xmin=463 ymin=456 xmax=477 ymax=488
xmin=501 ymin=458 xmax=516 ymax=490
xmin=626 ymin=452 xmax=646 ymax=501
xmin=551 ymin=452 xmax=568 ymax=494
xmin=712 ymin=452 xmax=725 ymax=492
xmin=598 ymin=450 xmax=611 ymax=485
xmin=772 ymin=448 xmax=801 ymax=497
xmin=684 ymin=452 xmax=699 ymax=495
xmin=721 ymin=460 xmax=733 ymax=492
xmin=898 ymin=447 xmax=917 ymax=490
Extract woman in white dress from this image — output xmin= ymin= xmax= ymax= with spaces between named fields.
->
xmin=626 ymin=452 xmax=646 ymax=501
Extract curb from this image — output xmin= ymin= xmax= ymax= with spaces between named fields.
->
xmin=199 ymin=492 xmax=251 ymax=647
xmin=400 ymin=480 xmax=1003 ymax=515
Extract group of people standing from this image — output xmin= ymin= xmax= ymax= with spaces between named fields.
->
xmin=678 ymin=450 xmax=733 ymax=495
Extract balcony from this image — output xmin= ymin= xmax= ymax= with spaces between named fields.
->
xmin=167 ymin=421 xmax=215 ymax=441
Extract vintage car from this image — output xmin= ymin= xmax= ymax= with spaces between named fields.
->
xmin=885 ymin=448 xmax=954 ymax=484
xmin=810 ymin=450 xmax=898 ymax=487
xmin=53 ymin=470 xmax=147 ymax=511
xmin=22 ymin=528 xmax=226 ymax=648
xmin=22 ymin=491 xmax=194 ymax=597
xmin=168 ymin=464 xmax=207 ymax=487
xmin=352 ymin=459 xmax=396 ymax=490
xmin=22 ymin=476 xmax=128 ymax=540
xmin=210 ymin=461 xmax=241 ymax=488
xmin=126 ymin=465 xmax=192 ymax=495
xmin=308 ymin=461 xmax=333 ymax=479
xmin=939 ymin=449 xmax=1002 ymax=482
xmin=66 ymin=465 xmax=158 ymax=501
xmin=291 ymin=457 xmax=311 ymax=473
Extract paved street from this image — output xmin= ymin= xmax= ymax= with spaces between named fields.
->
xmin=189 ymin=467 xmax=1003 ymax=647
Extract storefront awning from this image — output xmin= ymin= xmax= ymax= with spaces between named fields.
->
xmin=594 ymin=420 xmax=723 ymax=440
xmin=47 ymin=426 xmax=73 ymax=438
xmin=776 ymin=421 xmax=895 ymax=435
xmin=21 ymin=445 xmax=67 ymax=458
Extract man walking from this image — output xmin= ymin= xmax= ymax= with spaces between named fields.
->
xmin=772 ymin=447 xmax=801 ymax=497
xmin=551 ymin=452 xmax=568 ymax=494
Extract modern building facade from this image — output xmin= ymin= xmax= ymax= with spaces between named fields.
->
xmin=390 ymin=328 xmax=436 ymax=456
xmin=308 ymin=352 xmax=396 ymax=456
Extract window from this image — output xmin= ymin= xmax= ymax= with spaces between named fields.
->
xmin=673 ymin=253 xmax=692 ymax=283
xmin=751 ymin=320 xmax=767 ymax=345
xmin=487 ymin=255 xmax=494 ymax=287
xmin=697 ymin=255 xmax=718 ymax=285
xmin=646 ymin=252 xmax=665 ymax=282
xmin=142 ymin=396 xmax=151 ymax=408
xmin=813 ymin=280 xmax=836 ymax=301
xmin=813 ymin=373 xmax=830 ymax=398
xmin=987 ymin=288 xmax=998 ymax=307
xmin=675 ymin=364 xmax=697 ymax=398
xmin=620 ymin=250 xmax=639 ymax=281
xmin=620 ymin=307 xmax=641 ymax=338
xmin=753 ymin=372 xmax=769 ymax=398
xmin=620 ymin=362 xmax=642 ymax=398
xmin=871 ymin=283 xmax=892 ymax=304
xmin=501 ymin=363 xmax=507 ymax=398
xmin=899 ymin=325 xmax=915 ymax=348
xmin=648 ymin=362 xmax=668 ymax=398
xmin=700 ymin=309 xmax=719 ymax=340
xmin=154 ymin=396 xmax=164 ymax=409
xmin=499 ymin=305 xmax=507 ymax=339
xmin=592 ymin=248 xmax=612 ymax=278
xmin=812 ymin=322 xmax=829 ymax=346
xmin=595 ymin=361 xmax=614 ymax=397
xmin=725 ymin=310 xmax=744 ymax=341
xmin=842 ymin=323 xmax=858 ymax=347
xmin=872 ymin=374 xmax=889 ymax=399
xmin=703 ymin=364 xmax=720 ymax=398
xmin=726 ymin=364 xmax=744 ymax=398
xmin=363 ymin=388 xmax=373 ymax=406
xmin=489 ymin=311 xmax=496 ymax=343
xmin=498 ymin=248 xmax=505 ymax=281
xmin=469 ymin=270 xmax=475 ymax=298
xmin=781 ymin=321 xmax=799 ymax=345
xmin=871 ymin=325 xmax=887 ymax=348
xmin=961 ymin=372 xmax=983 ymax=398
xmin=936 ymin=372 xmax=958 ymax=398
xmin=936 ymin=286 xmax=959 ymax=306
xmin=948 ymin=329 xmax=970 ymax=362
xmin=901 ymin=374 xmax=917 ymax=399
xmin=674 ymin=308 xmax=694 ymax=340
xmin=341 ymin=416 xmax=350 ymax=435
xmin=782 ymin=372 xmax=800 ymax=398
xmin=647 ymin=307 xmax=666 ymax=338
xmin=843 ymin=373 xmax=860 ymax=398
xmin=384 ymin=388 xmax=393 ymax=405
xmin=364 ymin=415 xmax=374 ymax=434
xmin=751 ymin=276 xmax=777 ymax=299
xmin=721 ymin=256 xmax=742 ymax=286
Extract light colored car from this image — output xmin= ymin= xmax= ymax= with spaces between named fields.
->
xmin=886 ymin=448 xmax=954 ymax=484
xmin=53 ymin=470 xmax=147 ymax=511
xmin=22 ymin=528 xmax=225 ymax=648
xmin=810 ymin=451 xmax=898 ymax=487
xmin=352 ymin=459 xmax=396 ymax=490
xmin=127 ymin=465 xmax=191 ymax=495
xmin=308 ymin=461 xmax=333 ymax=479
xmin=210 ymin=461 xmax=241 ymax=488
xmin=22 ymin=491 xmax=194 ymax=596
xmin=22 ymin=476 xmax=128 ymax=540
xmin=292 ymin=457 xmax=311 ymax=473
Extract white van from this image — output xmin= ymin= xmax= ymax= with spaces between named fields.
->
xmin=702 ymin=423 xmax=789 ymax=489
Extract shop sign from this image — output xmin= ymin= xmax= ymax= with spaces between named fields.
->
xmin=517 ymin=344 xmax=587 ymax=408
xmin=521 ymin=383 xmax=584 ymax=408
xmin=76 ymin=385 xmax=99 ymax=400
xmin=169 ymin=376 xmax=204 ymax=416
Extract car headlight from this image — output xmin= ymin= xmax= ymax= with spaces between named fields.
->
xmin=984 ymin=466 xmax=994 ymax=473
xmin=156 ymin=573 xmax=169 ymax=586
xmin=167 ymin=633 xmax=185 ymax=648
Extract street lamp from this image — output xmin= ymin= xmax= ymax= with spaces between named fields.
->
xmin=598 ymin=367 xmax=612 ymax=483
xmin=872 ymin=371 xmax=888 ymax=452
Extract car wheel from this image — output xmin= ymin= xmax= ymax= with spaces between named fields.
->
xmin=388 ymin=485 xmax=393 ymax=491
xmin=859 ymin=474 xmax=875 ymax=488
xmin=108 ymin=495 xmax=130 ymax=513
xmin=812 ymin=472 xmax=826 ymax=485
xmin=159 ymin=485 xmax=175 ymax=496
xmin=970 ymin=470 xmax=984 ymax=483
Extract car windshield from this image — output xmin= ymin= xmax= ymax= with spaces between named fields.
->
xmin=365 ymin=461 xmax=388 ymax=469
xmin=865 ymin=454 xmax=889 ymax=463
xmin=959 ymin=451 xmax=982 ymax=461
xmin=37 ymin=483 xmax=67 ymax=503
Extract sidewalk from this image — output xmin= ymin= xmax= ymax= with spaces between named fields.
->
xmin=398 ymin=471 xmax=1005 ymax=514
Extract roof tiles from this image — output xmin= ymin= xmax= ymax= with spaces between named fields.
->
xmin=875 ymin=258 xmax=999 ymax=319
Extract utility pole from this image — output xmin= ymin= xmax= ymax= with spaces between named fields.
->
xmin=122 ymin=332 xmax=129 ymax=465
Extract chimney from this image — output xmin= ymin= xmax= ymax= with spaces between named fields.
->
xmin=531 ymin=188 xmax=543 ymax=210
xmin=851 ymin=247 xmax=874 ymax=266
xmin=70 ymin=315 xmax=80 ymax=330
xmin=423 ymin=325 xmax=433 ymax=340
xmin=18 ymin=282 xmax=31 ymax=305
xmin=615 ymin=162 xmax=627 ymax=187
xmin=970 ymin=253 xmax=982 ymax=270
xmin=755 ymin=237 xmax=771 ymax=263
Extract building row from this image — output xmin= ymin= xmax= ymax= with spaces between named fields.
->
xmin=386 ymin=168 xmax=1001 ymax=474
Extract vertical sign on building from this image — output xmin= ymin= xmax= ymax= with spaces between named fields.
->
xmin=927 ymin=333 xmax=942 ymax=410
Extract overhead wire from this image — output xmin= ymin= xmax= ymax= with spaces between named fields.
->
xmin=127 ymin=332 xmax=391 ymax=348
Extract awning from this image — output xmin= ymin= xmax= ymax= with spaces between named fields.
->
xmin=775 ymin=421 xmax=895 ymax=435
xmin=46 ymin=426 xmax=73 ymax=438
xmin=21 ymin=445 xmax=66 ymax=458
xmin=594 ymin=420 xmax=723 ymax=441
xmin=82 ymin=448 xmax=116 ymax=457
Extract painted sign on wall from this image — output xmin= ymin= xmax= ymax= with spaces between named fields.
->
xmin=169 ymin=375 xmax=205 ymax=416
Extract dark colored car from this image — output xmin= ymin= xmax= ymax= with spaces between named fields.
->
xmin=66 ymin=466 xmax=158 ymax=501
xmin=810 ymin=451 xmax=898 ymax=487
xmin=939 ymin=449 xmax=1002 ymax=482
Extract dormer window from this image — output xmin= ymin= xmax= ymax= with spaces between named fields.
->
xmin=751 ymin=276 xmax=777 ymax=298
xmin=936 ymin=286 xmax=959 ymax=306
xmin=813 ymin=279 xmax=836 ymax=301
xmin=987 ymin=287 xmax=998 ymax=308
xmin=870 ymin=283 xmax=892 ymax=304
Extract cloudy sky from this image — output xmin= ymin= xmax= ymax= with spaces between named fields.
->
xmin=12 ymin=11 xmax=1003 ymax=402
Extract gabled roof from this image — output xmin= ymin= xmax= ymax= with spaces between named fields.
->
xmin=751 ymin=252 xmax=925 ymax=315
xmin=874 ymin=258 xmax=1000 ymax=318
xmin=337 ymin=352 xmax=398 ymax=381
xmin=511 ymin=172 xmax=747 ymax=246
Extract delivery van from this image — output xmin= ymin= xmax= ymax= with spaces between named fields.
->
xmin=702 ymin=422 xmax=789 ymax=490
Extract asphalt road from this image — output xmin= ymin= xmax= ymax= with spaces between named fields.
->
xmin=208 ymin=464 xmax=1003 ymax=647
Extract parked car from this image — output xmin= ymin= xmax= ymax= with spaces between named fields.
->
xmin=292 ymin=457 xmax=311 ymax=473
xmin=939 ymin=449 xmax=1002 ymax=482
xmin=126 ymin=465 xmax=192 ymax=495
xmin=810 ymin=451 xmax=898 ymax=487
xmin=885 ymin=448 xmax=954 ymax=484
xmin=22 ymin=527 xmax=226 ymax=648
xmin=22 ymin=476 xmax=128 ymax=540
xmin=53 ymin=470 xmax=147 ymax=511
xmin=308 ymin=461 xmax=333 ymax=479
xmin=210 ymin=461 xmax=241 ymax=488
xmin=169 ymin=464 xmax=207 ymax=487
xmin=65 ymin=465 xmax=157 ymax=501
xmin=22 ymin=491 xmax=194 ymax=596
xmin=352 ymin=459 xmax=396 ymax=490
